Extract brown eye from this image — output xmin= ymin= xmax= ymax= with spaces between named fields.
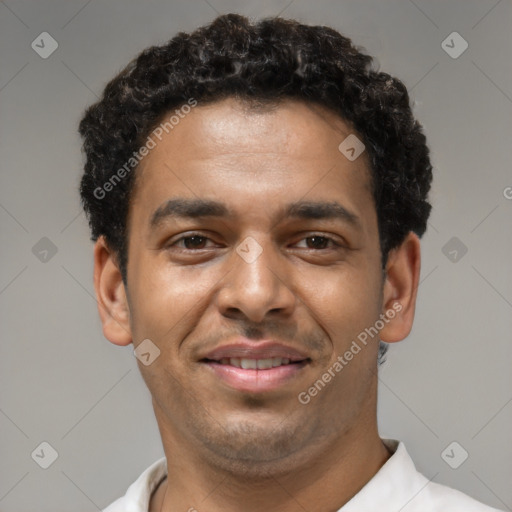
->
xmin=305 ymin=236 xmax=330 ymax=249
xmin=180 ymin=235 xmax=208 ymax=249
xmin=167 ymin=234 xmax=215 ymax=251
xmin=294 ymin=235 xmax=339 ymax=250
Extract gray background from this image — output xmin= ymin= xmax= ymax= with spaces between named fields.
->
xmin=1 ymin=0 xmax=511 ymax=511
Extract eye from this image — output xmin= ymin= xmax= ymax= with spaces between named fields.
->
xmin=168 ymin=234 xmax=216 ymax=250
xmin=294 ymin=235 xmax=340 ymax=250
xmin=165 ymin=233 xmax=343 ymax=253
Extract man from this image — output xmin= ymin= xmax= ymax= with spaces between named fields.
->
xmin=78 ymin=13 xmax=502 ymax=512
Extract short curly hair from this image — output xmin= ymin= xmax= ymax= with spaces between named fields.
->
xmin=79 ymin=14 xmax=433 ymax=363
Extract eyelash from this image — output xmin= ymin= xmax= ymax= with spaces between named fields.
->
xmin=167 ymin=232 xmax=343 ymax=251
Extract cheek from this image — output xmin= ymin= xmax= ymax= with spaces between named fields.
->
xmin=128 ymin=258 xmax=221 ymax=344
xmin=301 ymin=267 xmax=381 ymax=411
xmin=299 ymin=263 xmax=382 ymax=346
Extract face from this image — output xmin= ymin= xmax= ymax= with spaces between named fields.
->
xmin=98 ymin=98 xmax=413 ymax=475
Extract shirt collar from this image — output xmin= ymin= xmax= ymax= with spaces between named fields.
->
xmin=341 ymin=438 xmax=432 ymax=511
xmin=120 ymin=456 xmax=167 ymax=511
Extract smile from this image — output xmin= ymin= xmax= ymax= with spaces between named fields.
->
xmin=201 ymin=357 xmax=310 ymax=393
xmin=199 ymin=339 xmax=311 ymax=393
xmin=214 ymin=357 xmax=293 ymax=369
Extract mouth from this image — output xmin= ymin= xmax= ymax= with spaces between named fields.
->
xmin=203 ymin=356 xmax=306 ymax=369
xmin=199 ymin=341 xmax=311 ymax=393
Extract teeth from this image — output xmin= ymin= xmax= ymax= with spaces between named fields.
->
xmin=240 ymin=358 xmax=257 ymax=369
xmin=257 ymin=358 xmax=273 ymax=369
xmin=217 ymin=357 xmax=292 ymax=368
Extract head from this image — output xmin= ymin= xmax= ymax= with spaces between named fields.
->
xmin=79 ymin=14 xmax=432 ymax=475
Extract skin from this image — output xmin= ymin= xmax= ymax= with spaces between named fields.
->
xmin=93 ymin=98 xmax=421 ymax=512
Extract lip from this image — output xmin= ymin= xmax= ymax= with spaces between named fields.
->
xmin=202 ymin=339 xmax=309 ymax=362
xmin=200 ymin=339 xmax=311 ymax=393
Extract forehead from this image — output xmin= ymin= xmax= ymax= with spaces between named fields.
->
xmin=130 ymin=98 xmax=374 ymax=229
xmin=141 ymin=98 xmax=368 ymax=164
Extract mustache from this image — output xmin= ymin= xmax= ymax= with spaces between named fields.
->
xmin=190 ymin=320 xmax=328 ymax=356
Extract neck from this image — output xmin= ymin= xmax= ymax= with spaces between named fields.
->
xmin=150 ymin=414 xmax=391 ymax=512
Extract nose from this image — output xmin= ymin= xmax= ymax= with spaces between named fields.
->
xmin=216 ymin=238 xmax=297 ymax=323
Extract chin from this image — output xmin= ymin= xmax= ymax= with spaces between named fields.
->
xmin=188 ymin=414 xmax=322 ymax=479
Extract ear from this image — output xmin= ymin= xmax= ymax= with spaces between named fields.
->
xmin=379 ymin=232 xmax=421 ymax=343
xmin=93 ymin=236 xmax=132 ymax=346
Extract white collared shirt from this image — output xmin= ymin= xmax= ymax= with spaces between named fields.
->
xmin=102 ymin=439 xmax=503 ymax=511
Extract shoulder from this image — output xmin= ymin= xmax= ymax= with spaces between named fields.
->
xmin=385 ymin=440 xmax=503 ymax=512
xmin=101 ymin=457 xmax=168 ymax=512
xmin=415 ymin=478 xmax=504 ymax=512
xmin=342 ymin=439 xmax=504 ymax=512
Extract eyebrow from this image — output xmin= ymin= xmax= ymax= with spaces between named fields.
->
xmin=149 ymin=198 xmax=360 ymax=229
